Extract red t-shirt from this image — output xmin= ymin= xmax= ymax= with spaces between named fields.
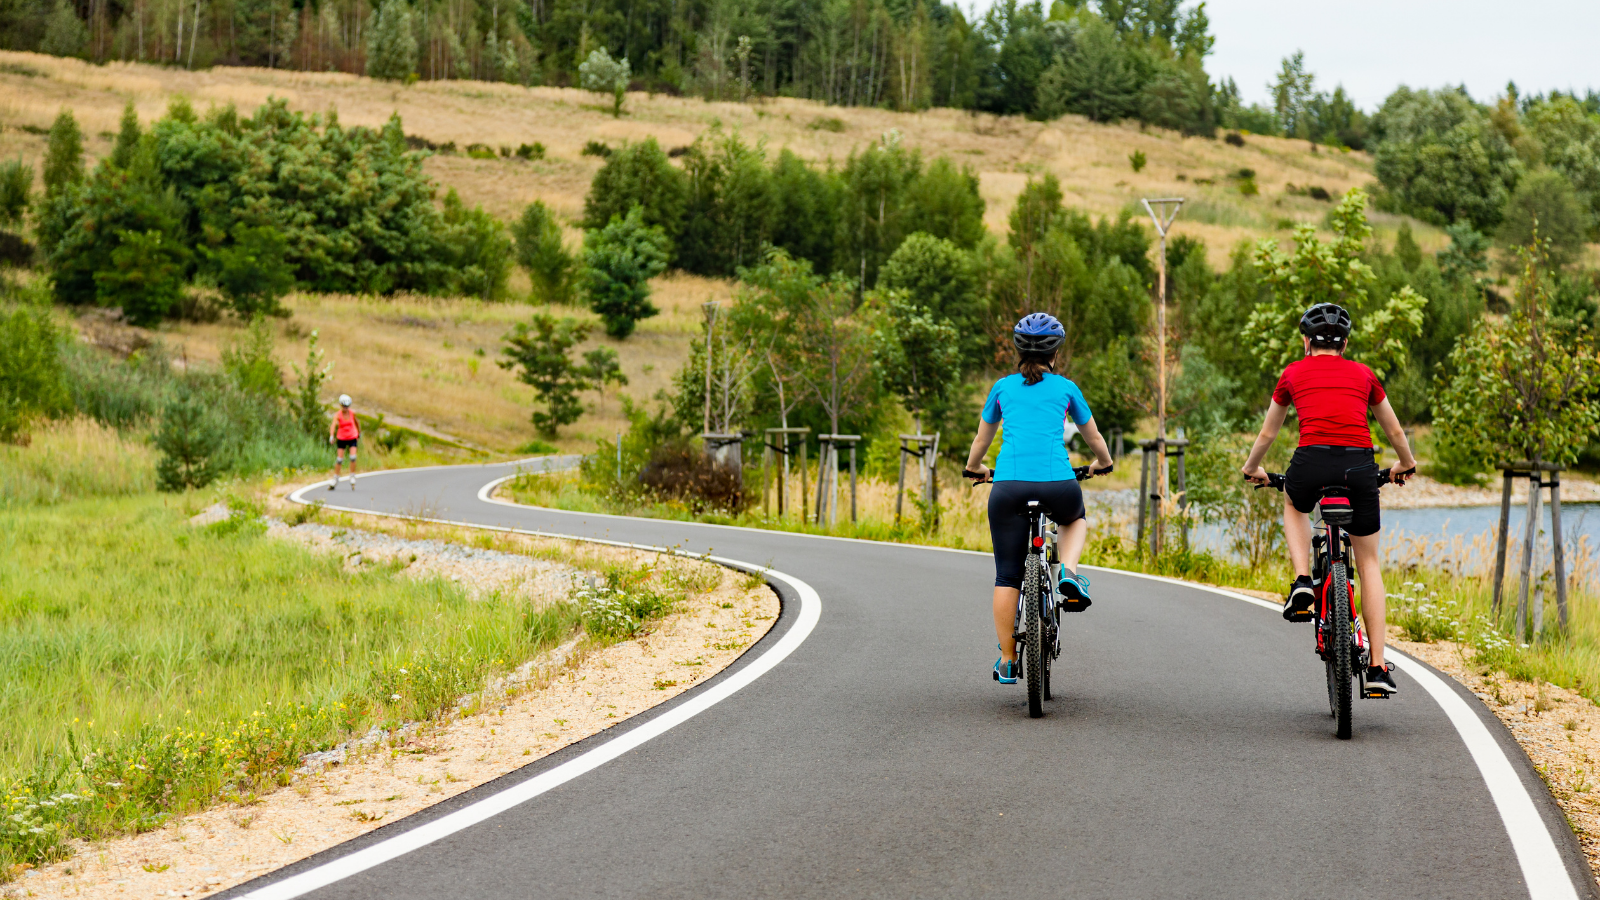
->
xmin=1271 ymin=355 xmax=1385 ymax=447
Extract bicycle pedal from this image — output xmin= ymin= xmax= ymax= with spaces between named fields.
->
xmin=1060 ymin=599 xmax=1091 ymax=612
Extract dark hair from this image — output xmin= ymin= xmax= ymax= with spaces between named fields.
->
xmin=1018 ymin=350 xmax=1055 ymax=385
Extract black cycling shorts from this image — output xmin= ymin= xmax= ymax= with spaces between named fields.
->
xmin=336 ymin=438 xmax=359 ymax=450
xmin=988 ymin=480 xmax=1086 ymax=589
xmin=1284 ymin=446 xmax=1380 ymax=536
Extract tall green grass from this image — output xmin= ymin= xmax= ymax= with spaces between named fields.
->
xmin=0 ymin=418 xmax=156 ymax=507
xmin=0 ymin=494 xmax=580 ymax=875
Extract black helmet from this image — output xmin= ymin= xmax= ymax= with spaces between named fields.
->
xmin=1299 ymin=303 xmax=1351 ymax=347
xmin=1013 ymin=312 xmax=1065 ymax=354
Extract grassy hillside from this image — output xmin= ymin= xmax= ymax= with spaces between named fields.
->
xmin=0 ymin=49 xmax=1441 ymax=453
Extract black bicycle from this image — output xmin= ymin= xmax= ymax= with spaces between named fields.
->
xmin=966 ymin=463 xmax=1110 ymax=718
xmin=1251 ymin=467 xmax=1411 ymax=739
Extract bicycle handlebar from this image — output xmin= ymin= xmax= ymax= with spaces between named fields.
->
xmin=963 ymin=463 xmax=1114 ymax=485
xmin=1245 ymin=465 xmax=1416 ymax=491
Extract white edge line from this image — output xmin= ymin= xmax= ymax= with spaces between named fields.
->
xmin=293 ymin=469 xmax=1580 ymax=900
xmin=248 ymin=497 xmax=819 ymax=899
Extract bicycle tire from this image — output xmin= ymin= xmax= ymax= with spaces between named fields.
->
xmin=1327 ymin=561 xmax=1354 ymax=740
xmin=1023 ymin=554 xmax=1045 ymax=718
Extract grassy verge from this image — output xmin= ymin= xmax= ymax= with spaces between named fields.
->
xmin=0 ymin=486 xmax=703 ymax=880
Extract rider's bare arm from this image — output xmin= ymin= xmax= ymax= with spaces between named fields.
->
xmin=1077 ymin=417 xmax=1115 ymax=472
xmin=1241 ymin=401 xmax=1290 ymax=483
xmin=1370 ymin=398 xmax=1418 ymax=483
xmin=965 ymin=418 xmax=1001 ymax=479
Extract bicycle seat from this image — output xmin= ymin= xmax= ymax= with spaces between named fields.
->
xmin=1318 ymin=489 xmax=1354 ymax=527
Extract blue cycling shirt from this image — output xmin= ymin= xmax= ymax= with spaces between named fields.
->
xmin=981 ymin=373 xmax=1093 ymax=482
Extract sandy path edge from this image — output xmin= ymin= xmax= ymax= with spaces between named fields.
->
xmin=7 ymin=484 xmax=778 ymax=900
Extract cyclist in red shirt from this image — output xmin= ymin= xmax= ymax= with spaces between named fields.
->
xmin=329 ymin=394 xmax=361 ymax=490
xmin=1241 ymin=303 xmax=1417 ymax=695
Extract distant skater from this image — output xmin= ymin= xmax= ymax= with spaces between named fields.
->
xmin=329 ymin=394 xmax=360 ymax=490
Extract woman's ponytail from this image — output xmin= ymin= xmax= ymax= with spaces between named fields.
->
xmin=1018 ymin=351 xmax=1055 ymax=385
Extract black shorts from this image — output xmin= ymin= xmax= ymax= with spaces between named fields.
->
xmin=988 ymin=480 xmax=1086 ymax=588
xmin=1284 ymin=446 xmax=1380 ymax=536
xmin=336 ymin=438 xmax=359 ymax=450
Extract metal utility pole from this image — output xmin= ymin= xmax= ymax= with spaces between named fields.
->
xmin=1140 ymin=197 xmax=1184 ymax=556
xmin=702 ymin=301 xmax=719 ymax=436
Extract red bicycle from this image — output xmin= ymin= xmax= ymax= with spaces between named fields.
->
xmin=1253 ymin=467 xmax=1410 ymax=739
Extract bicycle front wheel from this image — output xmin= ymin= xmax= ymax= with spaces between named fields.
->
xmin=1023 ymin=554 xmax=1045 ymax=718
xmin=1325 ymin=561 xmax=1354 ymax=740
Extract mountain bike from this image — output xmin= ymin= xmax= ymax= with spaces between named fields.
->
xmin=1251 ymin=466 xmax=1411 ymax=739
xmin=966 ymin=464 xmax=1108 ymax=718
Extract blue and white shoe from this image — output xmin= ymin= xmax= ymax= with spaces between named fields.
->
xmin=993 ymin=645 xmax=1018 ymax=684
xmin=1059 ymin=570 xmax=1092 ymax=611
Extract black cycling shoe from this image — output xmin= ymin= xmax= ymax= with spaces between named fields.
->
xmin=1364 ymin=664 xmax=1398 ymax=697
xmin=1283 ymin=576 xmax=1315 ymax=622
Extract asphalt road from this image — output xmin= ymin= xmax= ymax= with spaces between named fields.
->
xmin=230 ymin=459 xmax=1590 ymax=900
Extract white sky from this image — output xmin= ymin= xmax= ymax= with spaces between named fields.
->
xmin=961 ymin=0 xmax=1600 ymax=110
xmin=1204 ymin=0 xmax=1600 ymax=109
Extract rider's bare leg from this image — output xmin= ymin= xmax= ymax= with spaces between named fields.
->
xmin=1350 ymin=532 xmax=1386 ymax=667
xmin=1284 ymin=498 xmax=1313 ymax=579
xmin=333 ymin=449 xmax=345 ymax=480
xmin=1056 ymin=518 xmax=1088 ymax=572
xmin=993 ymin=587 xmax=1019 ymax=661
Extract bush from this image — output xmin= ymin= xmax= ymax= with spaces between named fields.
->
xmin=579 ymin=47 xmax=631 ymax=117
xmin=512 ymin=201 xmax=575 ymax=304
xmin=1129 ymin=150 xmax=1146 ymax=173
xmin=583 ymin=206 xmax=669 ymax=338
xmin=0 ymin=305 xmax=70 ymax=442
xmin=208 ymin=225 xmax=295 ymax=318
xmin=1370 ymin=87 xmax=1518 ymax=230
xmin=581 ymin=138 xmax=685 ymax=251
xmin=155 ymin=387 xmax=224 ymax=491
xmin=1224 ymin=132 xmax=1245 ymax=147
xmin=1497 ymin=169 xmax=1591 ymax=267
xmin=94 ymin=228 xmax=191 ymax=326
xmin=582 ymin=140 xmax=612 ymax=158
xmin=637 ymin=443 xmax=744 ymax=512
xmin=515 ymin=142 xmax=545 ymax=160
xmin=0 ymin=159 xmax=32 ymax=231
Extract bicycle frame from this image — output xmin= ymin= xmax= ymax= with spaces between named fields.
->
xmin=1309 ymin=498 xmax=1371 ymax=674
xmin=1013 ymin=501 xmax=1061 ymax=660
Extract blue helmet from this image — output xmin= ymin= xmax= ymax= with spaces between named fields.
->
xmin=1013 ymin=312 xmax=1065 ymax=354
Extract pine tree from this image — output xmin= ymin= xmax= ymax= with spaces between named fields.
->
xmin=512 ymin=201 xmax=575 ymax=304
xmin=156 ymin=388 xmax=224 ymax=491
xmin=365 ymin=0 xmax=418 ymax=82
xmin=41 ymin=110 xmax=83 ymax=195
xmin=110 ymin=101 xmax=141 ymax=170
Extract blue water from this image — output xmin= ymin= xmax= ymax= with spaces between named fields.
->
xmin=1189 ymin=502 xmax=1600 ymax=567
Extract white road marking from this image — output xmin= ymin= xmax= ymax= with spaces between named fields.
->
xmin=249 ymin=489 xmax=819 ymax=899
xmin=283 ymin=466 xmax=1583 ymax=900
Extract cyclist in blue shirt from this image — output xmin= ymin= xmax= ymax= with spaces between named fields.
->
xmin=964 ymin=313 xmax=1114 ymax=684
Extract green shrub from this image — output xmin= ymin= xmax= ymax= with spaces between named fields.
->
xmin=1129 ymin=150 xmax=1146 ymax=172
xmin=94 ymin=228 xmax=191 ymax=326
xmin=582 ymin=205 xmax=669 ymax=338
xmin=0 ymin=159 xmax=31 ymax=232
xmin=220 ymin=316 xmax=284 ymax=398
xmin=155 ymin=387 xmax=224 ymax=491
xmin=440 ymin=189 xmax=512 ymax=301
xmin=515 ymin=142 xmax=545 ymax=160
xmin=364 ymin=0 xmax=418 ymax=81
xmin=499 ymin=313 xmax=592 ymax=436
xmin=582 ymin=140 xmax=612 ymax=158
xmin=512 ymin=201 xmax=575 ymax=304
xmin=0 ymin=305 xmax=70 ymax=443
xmin=208 ymin=225 xmax=295 ymax=318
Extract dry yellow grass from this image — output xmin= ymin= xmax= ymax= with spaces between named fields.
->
xmin=158 ymin=272 xmax=733 ymax=452
xmin=0 ymin=48 xmax=1438 ymax=267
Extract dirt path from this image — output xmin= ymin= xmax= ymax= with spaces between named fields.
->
xmin=10 ymin=514 xmax=777 ymax=900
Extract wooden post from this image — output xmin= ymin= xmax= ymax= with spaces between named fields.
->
xmin=1173 ymin=440 xmax=1188 ymax=550
xmin=928 ymin=432 xmax=940 ymax=530
xmin=1492 ymin=469 xmax=1513 ymax=616
xmin=1551 ymin=469 xmax=1568 ymax=630
xmin=799 ymin=437 xmax=808 ymax=521
xmin=762 ymin=438 xmax=771 ymax=516
xmin=1517 ymin=462 xmax=1542 ymax=642
xmin=895 ymin=439 xmax=908 ymax=524
xmin=849 ymin=442 xmax=857 ymax=524
xmin=1136 ymin=443 xmax=1150 ymax=552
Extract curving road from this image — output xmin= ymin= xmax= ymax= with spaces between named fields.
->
xmin=228 ymin=459 xmax=1591 ymax=900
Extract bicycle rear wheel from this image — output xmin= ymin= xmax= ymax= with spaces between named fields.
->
xmin=1325 ymin=562 xmax=1354 ymax=739
xmin=1023 ymin=554 xmax=1045 ymax=718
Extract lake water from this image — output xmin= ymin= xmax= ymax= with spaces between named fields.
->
xmin=1186 ymin=502 xmax=1600 ymax=574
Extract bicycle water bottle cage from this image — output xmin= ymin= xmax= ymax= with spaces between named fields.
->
xmin=1318 ymin=492 xmax=1354 ymax=527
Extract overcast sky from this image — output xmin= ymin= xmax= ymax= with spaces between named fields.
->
xmin=1202 ymin=0 xmax=1600 ymax=109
